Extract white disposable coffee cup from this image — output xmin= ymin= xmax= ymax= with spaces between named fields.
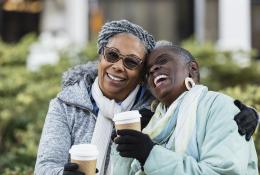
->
xmin=113 ymin=110 xmax=141 ymax=131
xmin=69 ymin=144 xmax=99 ymax=175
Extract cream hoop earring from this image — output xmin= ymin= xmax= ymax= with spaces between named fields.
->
xmin=185 ymin=77 xmax=195 ymax=90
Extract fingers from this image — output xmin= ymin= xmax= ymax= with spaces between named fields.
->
xmin=111 ymin=129 xmax=117 ymax=141
xmin=64 ymin=163 xmax=79 ymax=171
xmin=234 ymin=100 xmax=247 ymax=111
xmin=117 ymin=129 xmax=142 ymax=137
xmin=114 ymin=135 xmax=138 ymax=144
xmin=238 ymin=126 xmax=246 ymax=135
xmin=246 ymin=126 xmax=256 ymax=141
xmin=116 ymin=144 xmax=138 ymax=152
xmin=234 ymin=110 xmax=247 ymax=123
xmin=119 ymin=150 xmax=138 ymax=158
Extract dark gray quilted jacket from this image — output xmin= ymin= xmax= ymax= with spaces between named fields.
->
xmin=34 ymin=61 xmax=154 ymax=175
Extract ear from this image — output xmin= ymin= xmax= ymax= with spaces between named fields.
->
xmin=188 ymin=60 xmax=199 ymax=83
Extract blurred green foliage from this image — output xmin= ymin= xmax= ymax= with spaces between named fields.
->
xmin=0 ymin=35 xmax=98 ymax=174
xmin=182 ymin=39 xmax=260 ymax=90
xmin=0 ymin=36 xmax=259 ymax=174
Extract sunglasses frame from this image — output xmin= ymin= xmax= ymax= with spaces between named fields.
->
xmin=102 ymin=46 xmax=144 ymax=70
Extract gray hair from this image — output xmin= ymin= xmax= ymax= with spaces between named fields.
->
xmin=155 ymin=40 xmax=195 ymax=62
xmin=97 ymin=19 xmax=155 ymax=54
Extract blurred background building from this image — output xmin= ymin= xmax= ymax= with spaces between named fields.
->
xmin=0 ymin=0 xmax=260 ymax=58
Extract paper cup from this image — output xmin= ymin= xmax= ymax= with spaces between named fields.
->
xmin=69 ymin=144 xmax=99 ymax=175
xmin=113 ymin=110 xmax=141 ymax=131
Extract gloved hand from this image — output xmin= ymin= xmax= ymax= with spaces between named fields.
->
xmin=114 ymin=129 xmax=155 ymax=166
xmin=63 ymin=163 xmax=99 ymax=175
xmin=111 ymin=109 xmax=154 ymax=142
xmin=234 ymin=100 xmax=259 ymax=141
xmin=63 ymin=163 xmax=85 ymax=175
xmin=139 ymin=108 xmax=154 ymax=130
xmin=111 ymin=129 xmax=117 ymax=142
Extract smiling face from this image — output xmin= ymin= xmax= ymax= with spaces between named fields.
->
xmin=146 ymin=47 xmax=190 ymax=107
xmin=98 ymin=33 xmax=146 ymax=101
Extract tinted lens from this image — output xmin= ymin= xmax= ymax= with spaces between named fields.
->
xmin=103 ymin=47 xmax=142 ymax=70
xmin=124 ymin=57 xmax=140 ymax=69
xmin=105 ymin=49 xmax=120 ymax=63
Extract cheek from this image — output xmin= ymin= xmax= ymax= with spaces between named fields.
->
xmin=98 ymin=59 xmax=107 ymax=74
xmin=128 ymin=70 xmax=142 ymax=84
xmin=97 ymin=62 xmax=103 ymax=78
xmin=147 ymin=77 xmax=153 ymax=88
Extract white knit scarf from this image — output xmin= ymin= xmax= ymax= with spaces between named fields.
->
xmin=91 ymin=77 xmax=140 ymax=175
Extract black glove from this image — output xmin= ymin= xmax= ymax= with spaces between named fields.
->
xmin=234 ymin=100 xmax=259 ymax=141
xmin=63 ymin=163 xmax=85 ymax=175
xmin=114 ymin=129 xmax=155 ymax=166
xmin=111 ymin=129 xmax=117 ymax=141
xmin=111 ymin=109 xmax=154 ymax=142
xmin=139 ymin=108 xmax=154 ymax=130
xmin=63 ymin=163 xmax=99 ymax=175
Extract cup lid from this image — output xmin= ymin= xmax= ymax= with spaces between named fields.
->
xmin=69 ymin=144 xmax=99 ymax=157
xmin=113 ymin=110 xmax=141 ymax=122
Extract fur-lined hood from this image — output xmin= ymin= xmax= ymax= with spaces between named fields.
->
xmin=57 ymin=61 xmax=98 ymax=110
xmin=62 ymin=61 xmax=98 ymax=89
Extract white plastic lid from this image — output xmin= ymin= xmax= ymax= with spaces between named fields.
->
xmin=69 ymin=144 xmax=99 ymax=160
xmin=113 ymin=110 xmax=141 ymax=123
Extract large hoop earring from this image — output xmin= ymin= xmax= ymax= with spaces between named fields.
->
xmin=185 ymin=77 xmax=195 ymax=90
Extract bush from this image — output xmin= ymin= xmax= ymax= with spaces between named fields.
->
xmin=182 ymin=39 xmax=260 ymax=90
xmin=0 ymin=35 xmax=97 ymax=174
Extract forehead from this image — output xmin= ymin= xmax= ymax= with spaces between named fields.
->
xmin=147 ymin=47 xmax=184 ymax=64
xmin=106 ymin=33 xmax=146 ymax=59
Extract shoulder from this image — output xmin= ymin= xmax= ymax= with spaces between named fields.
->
xmin=197 ymin=91 xmax=240 ymax=131
xmin=199 ymin=91 xmax=238 ymax=114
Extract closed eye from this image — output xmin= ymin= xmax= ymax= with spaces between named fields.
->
xmin=156 ymin=56 xmax=168 ymax=65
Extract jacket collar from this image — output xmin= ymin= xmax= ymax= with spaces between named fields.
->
xmin=57 ymin=61 xmax=98 ymax=110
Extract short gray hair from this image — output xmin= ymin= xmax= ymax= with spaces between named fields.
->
xmin=97 ymin=19 xmax=155 ymax=54
xmin=155 ymin=40 xmax=195 ymax=62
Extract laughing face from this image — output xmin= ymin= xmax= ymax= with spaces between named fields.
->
xmin=146 ymin=47 xmax=190 ymax=107
xmin=98 ymin=33 xmax=146 ymax=101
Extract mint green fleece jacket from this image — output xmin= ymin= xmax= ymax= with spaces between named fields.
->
xmin=111 ymin=91 xmax=258 ymax=175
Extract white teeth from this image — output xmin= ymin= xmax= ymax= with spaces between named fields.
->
xmin=154 ymin=75 xmax=167 ymax=86
xmin=107 ymin=73 xmax=124 ymax=81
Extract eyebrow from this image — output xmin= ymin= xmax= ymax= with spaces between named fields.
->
xmin=147 ymin=53 xmax=170 ymax=68
xmin=108 ymin=46 xmax=142 ymax=58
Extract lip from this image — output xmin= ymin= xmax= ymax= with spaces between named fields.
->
xmin=105 ymin=72 xmax=127 ymax=86
xmin=150 ymin=71 xmax=168 ymax=85
xmin=107 ymin=73 xmax=125 ymax=81
xmin=154 ymin=75 xmax=167 ymax=87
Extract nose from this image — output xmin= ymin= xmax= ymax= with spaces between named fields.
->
xmin=111 ymin=58 xmax=124 ymax=71
xmin=149 ymin=64 xmax=161 ymax=75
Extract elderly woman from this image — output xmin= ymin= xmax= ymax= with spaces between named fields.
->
xmin=113 ymin=41 xmax=258 ymax=175
xmin=34 ymin=20 xmax=155 ymax=175
xmin=35 ymin=19 xmax=257 ymax=175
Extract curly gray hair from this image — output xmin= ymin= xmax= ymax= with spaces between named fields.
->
xmin=97 ymin=19 xmax=155 ymax=54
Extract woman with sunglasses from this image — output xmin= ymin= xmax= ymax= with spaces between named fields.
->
xmin=34 ymin=19 xmax=156 ymax=175
xmin=34 ymin=20 xmax=258 ymax=175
